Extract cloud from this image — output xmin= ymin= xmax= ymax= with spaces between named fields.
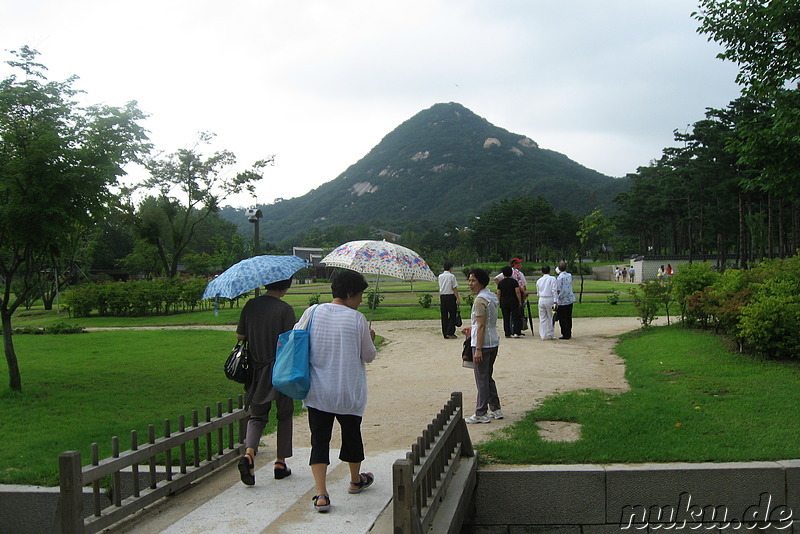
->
xmin=1 ymin=0 xmax=743 ymax=207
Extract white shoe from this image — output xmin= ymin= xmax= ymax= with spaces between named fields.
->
xmin=465 ymin=414 xmax=491 ymax=424
xmin=488 ymin=409 xmax=504 ymax=419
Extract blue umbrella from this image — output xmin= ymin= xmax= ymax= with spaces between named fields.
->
xmin=202 ymin=255 xmax=309 ymax=300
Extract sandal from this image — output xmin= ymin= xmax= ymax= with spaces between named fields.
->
xmin=313 ymin=494 xmax=330 ymax=513
xmin=238 ymin=454 xmax=255 ymax=486
xmin=348 ymin=472 xmax=374 ymax=494
xmin=274 ymin=460 xmax=292 ymax=480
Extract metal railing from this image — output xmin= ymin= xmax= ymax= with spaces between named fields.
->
xmin=57 ymin=396 xmax=248 ymax=534
xmin=392 ymin=391 xmax=476 ymax=533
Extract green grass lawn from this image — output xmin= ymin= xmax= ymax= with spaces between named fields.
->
xmin=0 ymin=278 xmax=693 ymax=487
xmin=0 ymin=329 xmax=287 ymax=486
xmin=479 ymin=325 xmax=800 ymax=464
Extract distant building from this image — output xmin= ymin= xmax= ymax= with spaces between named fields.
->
xmin=292 ymin=247 xmax=325 ymax=281
xmin=628 ymin=255 xmax=740 ymax=283
xmin=375 ymin=229 xmax=401 ymax=242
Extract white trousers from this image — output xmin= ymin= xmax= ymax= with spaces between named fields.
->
xmin=538 ymin=297 xmax=555 ymax=340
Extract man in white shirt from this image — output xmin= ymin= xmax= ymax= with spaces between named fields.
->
xmin=438 ymin=262 xmax=461 ymax=339
xmin=535 ymin=265 xmax=558 ymax=340
xmin=556 ymin=261 xmax=576 ymax=339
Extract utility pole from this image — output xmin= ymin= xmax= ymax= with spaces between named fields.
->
xmin=246 ymin=207 xmax=263 ymax=296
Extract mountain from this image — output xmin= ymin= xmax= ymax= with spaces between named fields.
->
xmin=239 ymin=102 xmax=629 ymax=243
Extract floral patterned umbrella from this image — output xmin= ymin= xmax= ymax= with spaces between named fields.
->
xmin=320 ymin=240 xmax=436 ymax=282
xmin=202 ymin=254 xmax=309 ymax=300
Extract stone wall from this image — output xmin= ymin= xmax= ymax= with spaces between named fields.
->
xmin=465 ymin=461 xmax=800 ymax=532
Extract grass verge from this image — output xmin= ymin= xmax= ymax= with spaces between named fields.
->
xmin=479 ymin=325 xmax=800 ymax=464
xmin=0 ymin=329 xmax=292 ymax=486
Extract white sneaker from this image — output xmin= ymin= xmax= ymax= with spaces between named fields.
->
xmin=465 ymin=414 xmax=491 ymax=424
xmin=488 ymin=409 xmax=504 ymax=420
xmin=511 ymin=334 xmax=522 ymax=338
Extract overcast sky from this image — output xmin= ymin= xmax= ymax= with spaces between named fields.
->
xmin=2 ymin=0 xmax=743 ymax=208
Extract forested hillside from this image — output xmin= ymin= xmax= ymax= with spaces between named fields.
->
xmin=230 ymin=103 xmax=629 ymax=243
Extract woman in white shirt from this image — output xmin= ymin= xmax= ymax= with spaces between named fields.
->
xmin=297 ymin=269 xmax=376 ymax=513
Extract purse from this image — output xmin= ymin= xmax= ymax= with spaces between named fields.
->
xmin=273 ymin=305 xmax=318 ymax=399
xmin=454 ymin=309 xmax=462 ymax=327
xmin=461 ymin=334 xmax=474 ymax=368
xmin=224 ymin=340 xmax=251 ymax=384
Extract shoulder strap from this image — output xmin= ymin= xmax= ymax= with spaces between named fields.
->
xmin=297 ymin=304 xmax=319 ymax=330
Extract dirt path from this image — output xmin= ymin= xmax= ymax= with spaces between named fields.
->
xmin=92 ymin=317 xmax=652 ymax=450
xmin=285 ymin=317 xmax=654 ymax=455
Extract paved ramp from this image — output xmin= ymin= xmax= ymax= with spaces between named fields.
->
xmin=118 ymin=449 xmax=402 ymax=534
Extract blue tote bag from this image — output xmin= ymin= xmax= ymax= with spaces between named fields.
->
xmin=273 ymin=305 xmax=318 ymax=399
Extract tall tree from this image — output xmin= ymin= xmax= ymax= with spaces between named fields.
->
xmin=0 ymin=46 xmax=149 ymax=391
xmin=576 ymin=209 xmax=612 ymax=302
xmin=122 ymin=133 xmax=273 ymax=277
xmin=694 ymin=0 xmax=800 ymax=96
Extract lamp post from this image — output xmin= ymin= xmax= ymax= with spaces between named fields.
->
xmin=246 ymin=207 xmax=263 ymax=295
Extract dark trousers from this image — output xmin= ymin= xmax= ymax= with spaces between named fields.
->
xmin=245 ymin=394 xmax=294 ymax=458
xmin=439 ymin=294 xmax=458 ymax=337
xmin=558 ymin=303 xmax=574 ymax=339
xmin=307 ymin=407 xmax=364 ymax=465
xmin=499 ymin=301 xmax=522 ymax=336
xmin=472 ymin=346 xmax=501 ymax=416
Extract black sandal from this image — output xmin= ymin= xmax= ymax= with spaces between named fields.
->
xmin=348 ymin=472 xmax=374 ymax=494
xmin=274 ymin=460 xmax=292 ymax=479
xmin=238 ymin=454 xmax=255 ymax=486
xmin=313 ymin=494 xmax=330 ymax=513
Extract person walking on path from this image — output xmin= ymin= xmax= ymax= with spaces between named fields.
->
xmin=496 ymin=265 xmax=523 ymax=338
xmin=438 ymin=262 xmax=461 ymax=339
xmin=509 ymin=258 xmax=530 ymax=333
xmin=236 ymin=278 xmax=297 ymax=486
xmin=297 ymin=270 xmax=377 ymax=513
xmin=535 ymin=265 xmax=558 ymax=340
xmin=465 ymin=268 xmax=503 ymax=424
xmin=555 ymin=261 xmax=576 ymax=340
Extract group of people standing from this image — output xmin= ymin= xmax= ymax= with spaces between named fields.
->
xmin=438 ymin=259 xmax=576 ymax=424
xmin=614 ymin=266 xmax=635 ymax=283
xmin=235 ymin=270 xmax=377 ymax=514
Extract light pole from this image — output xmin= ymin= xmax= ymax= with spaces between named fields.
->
xmin=246 ymin=207 xmax=263 ymax=295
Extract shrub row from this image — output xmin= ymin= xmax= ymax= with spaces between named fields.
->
xmin=632 ymin=255 xmax=800 ymax=358
xmin=63 ymin=278 xmax=217 ymax=317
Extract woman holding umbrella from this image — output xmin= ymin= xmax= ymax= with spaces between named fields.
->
xmin=295 ymin=269 xmax=377 ymax=513
xmin=235 ymin=277 xmax=297 ymax=486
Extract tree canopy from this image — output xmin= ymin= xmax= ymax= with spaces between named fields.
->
xmin=120 ymin=133 xmax=273 ymax=277
xmin=694 ymin=0 xmax=800 ymax=95
xmin=0 ymin=46 xmax=150 ymax=391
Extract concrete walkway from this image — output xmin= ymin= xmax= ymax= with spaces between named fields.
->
xmin=111 ymin=449 xmax=403 ymax=534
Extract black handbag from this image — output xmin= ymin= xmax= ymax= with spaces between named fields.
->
xmin=454 ymin=310 xmax=462 ymax=327
xmin=224 ymin=340 xmax=251 ymax=384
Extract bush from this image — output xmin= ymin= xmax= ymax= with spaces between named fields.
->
xmin=630 ymin=282 xmax=665 ymax=328
xmin=308 ymin=292 xmax=321 ymax=306
xmin=606 ymin=291 xmax=620 ymax=305
xmin=366 ymin=289 xmax=384 ymax=310
xmin=738 ymin=293 xmax=800 ymax=358
xmin=418 ymin=293 xmax=433 ymax=308
xmin=11 ymin=322 xmax=85 ymax=335
xmin=63 ymin=277 xmax=213 ymax=317
xmin=670 ymin=263 xmax=720 ymax=322
xmin=736 ymin=256 xmax=800 ymax=358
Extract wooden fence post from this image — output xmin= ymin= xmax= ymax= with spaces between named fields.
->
xmin=58 ymin=451 xmax=85 ymax=534
xmin=393 ymin=458 xmax=420 ymax=534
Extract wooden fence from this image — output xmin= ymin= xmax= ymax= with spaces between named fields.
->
xmin=57 ymin=396 xmax=249 ymax=534
xmin=393 ymin=391 xmax=477 ymax=534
